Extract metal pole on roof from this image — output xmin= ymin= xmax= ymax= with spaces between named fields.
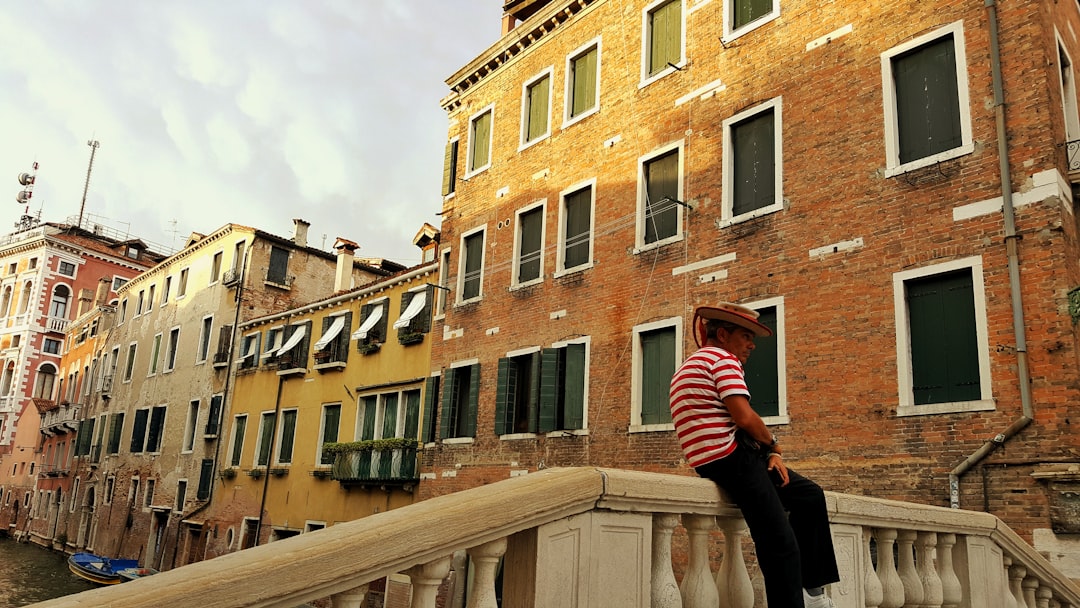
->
xmin=77 ymin=140 xmax=100 ymax=232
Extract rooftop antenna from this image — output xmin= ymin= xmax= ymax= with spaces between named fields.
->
xmin=77 ymin=139 xmax=100 ymax=231
xmin=15 ymin=162 xmax=40 ymax=232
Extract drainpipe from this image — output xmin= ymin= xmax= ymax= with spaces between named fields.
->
xmin=254 ymin=373 xmax=285 ymax=546
xmin=949 ymin=0 xmax=1034 ymax=509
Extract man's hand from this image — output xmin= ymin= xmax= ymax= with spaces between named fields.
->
xmin=767 ymin=453 xmax=789 ymax=486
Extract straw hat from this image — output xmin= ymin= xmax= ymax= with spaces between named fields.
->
xmin=693 ymin=302 xmax=772 ymax=346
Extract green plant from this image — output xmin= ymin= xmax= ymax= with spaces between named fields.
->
xmin=357 ymin=342 xmax=381 ymax=355
xmin=397 ymin=331 xmax=425 ymax=345
xmin=322 ymin=437 xmax=419 ymax=456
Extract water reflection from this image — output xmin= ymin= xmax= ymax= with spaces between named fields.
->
xmin=0 ymin=538 xmax=96 ymax=607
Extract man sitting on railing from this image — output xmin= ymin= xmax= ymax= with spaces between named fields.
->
xmin=670 ymin=302 xmax=840 ymax=608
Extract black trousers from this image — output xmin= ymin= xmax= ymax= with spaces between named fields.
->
xmin=695 ymin=446 xmax=840 ymax=608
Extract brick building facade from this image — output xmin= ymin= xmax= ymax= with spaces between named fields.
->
xmin=422 ymin=0 xmax=1080 ymax=576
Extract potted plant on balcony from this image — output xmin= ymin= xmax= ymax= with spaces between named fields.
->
xmin=357 ymin=341 xmax=381 ymax=355
xmin=220 ymin=468 xmax=237 ymax=480
xmin=313 ymin=349 xmax=332 ymax=364
xmin=397 ymin=330 xmax=425 ymax=346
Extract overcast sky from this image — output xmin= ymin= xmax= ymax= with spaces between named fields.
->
xmin=0 ymin=1 xmax=503 ymax=265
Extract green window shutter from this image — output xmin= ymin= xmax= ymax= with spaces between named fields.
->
xmin=196 ymin=459 xmax=214 ymax=500
xmin=418 ymin=286 xmax=433 ymax=334
xmin=495 ymin=357 xmax=511 ymax=435
xmin=422 ymin=376 xmax=438 ymax=443
xmin=734 ymin=0 xmax=770 ymax=30
xmin=130 ymin=409 xmax=147 ymax=453
xmin=571 ymin=48 xmax=597 ymax=118
xmin=465 ymin=364 xmax=480 ymax=437
xmin=321 ymin=405 xmax=340 ymax=465
xmin=463 ymin=233 xmax=484 ymax=300
xmin=640 ymin=328 xmax=675 ymax=425
xmin=563 ymin=343 xmax=586 ymax=430
xmin=403 ymin=390 xmax=421 ymax=441
xmin=382 ymin=394 xmax=399 ymax=438
xmin=538 ymin=348 xmax=559 ymax=433
xmin=908 ymin=269 xmax=980 ymax=405
xmin=526 ymin=75 xmax=550 ymax=141
xmin=517 ymin=207 xmax=543 ymax=284
xmin=894 ymin=35 xmax=961 ymax=164
xmin=732 ymin=108 xmax=776 ymax=217
xmin=258 ymin=413 xmax=274 ymax=466
xmin=361 ymin=396 xmax=377 ymax=441
xmin=526 ymin=353 xmax=541 ymax=433
xmin=649 ymin=1 xmax=682 ymax=75
xmin=470 ymin=112 xmax=492 ymax=171
xmin=442 ymin=140 xmax=459 ymax=196
xmin=743 ymin=307 xmax=779 ymax=418
xmin=644 ymin=150 xmax=679 ymax=243
xmin=147 ymin=406 xmax=167 ymax=452
xmin=268 ymin=247 xmax=289 ymax=284
xmin=206 ymin=395 xmax=222 ymax=436
xmin=108 ymin=413 xmax=124 ymax=453
xmin=230 ymin=416 xmax=247 ymax=466
xmin=564 ymin=187 xmax=592 ymax=269
xmin=278 ymin=410 xmax=296 ymax=463
xmin=440 ymin=371 xmax=455 ymax=439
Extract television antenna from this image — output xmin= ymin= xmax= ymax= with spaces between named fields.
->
xmin=15 ymin=162 xmax=40 ymax=231
xmin=77 ymin=140 xmax=101 ymax=231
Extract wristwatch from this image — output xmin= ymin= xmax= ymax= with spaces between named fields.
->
xmin=768 ymin=434 xmax=778 ymax=448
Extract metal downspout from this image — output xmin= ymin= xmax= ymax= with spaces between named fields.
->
xmin=949 ymin=0 xmax=1035 ymax=509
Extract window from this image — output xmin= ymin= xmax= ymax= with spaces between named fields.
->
xmin=495 ymin=350 xmax=540 ymax=435
xmin=229 ymin=414 xmax=248 ymax=467
xmin=164 ymin=327 xmax=180 ymax=372
xmin=197 ymin=459 xmax=214 ymax=500
xmin=893 ymin=257 xmax=992 ymax=416
xmin=513 ymin=202 xmax=545 ymax=286
xmin=197 ymin=316 xmax=213 ymax=363
xmin=724 ymin=0 xmax=779 ymax=41
xmin=565 ymin=39 xmax=600 ymax=125
xmin=275 ymin=321 xmax=311 ymax=368
xmin=43 ymin=338 xmax=61 ymax=355
xmin=238 ymin=333 xmax=261 ymax=370
xmin=119 ymin=299 xmax=127 ymax=324
xmin=558 ymin=182 xmax=594 ymax=274
xmin=466 ymin=105 xmax=494 ymax=176
xmin=147 ymin=406 xmax=167 ymax=453
xmin=318 ymin=404 xmax=341 ymax=466
xmin=256 ymin=412 xmax=275 ymax=466
xmin=458 ymin=227 xmax=486 ymax=303
xmin=32 ymin=363 xmax=57 ymax=400
xmin=541 ymin=340 xmax=588 ymax=432
xmin=144 ymin=478 xmax=156 ymax=508
xmin=276 ymin=409 xmax=297 ymax=464
xmin=233 ymin=240 xmax=246 ymax=273
xmin=631 ymin=318 xmax=680 ymax=430
xmin=314 ymin=312 xmax=351 ymax=363
xmin=722 ymin=97 xmax=783 ymax=224
xmin=521 ymin=69 xmax=553 ymax=147
xmin=441 ymin=138 xmax=459 ymax=197
xmin=146 ymin=284 xmax=155 ymax=311
xmin=183 ymin=400 xmax=200 ymax=453
xmin=162 ymin=276 xmax=172 ymax=304
xmin=123 ymin=343 xmax=137 ymax=383
xmin=111 ymin=276 xmax=128 ymax=292
xmin=262 ymin=327 xmax=283 ymax=363
xmin=129 ymin=406 xmax=166 ymax=453
xmin=74 ymin=417 xmax=95 ymax=456
xmin=107 ymin=413 xmax=124 ymax=454
xmin=135 ymin=290 xmax=144 ymax=315
xmin=267 ymin=247 xmax=290 ymax=285
xmin=435 ymin=250 xmax=450 ymax=318
xmin=642 ymin=0 xmax=683 ymax=82
xmin=440 ymin=362 xmax=479 ymax=440
xmin=741 ymin=298 xmax=788 ymax=423
xmin=28 ymin=258 xmax=36 ymax=270
xmin=882 ymin=21 xmax=972 ymax=175
xmin=1058 ymin=32 xmax=1080 ymax=143
xmin=210 ymin=252 xmax=223 ymax=284
xmin=175 ymin=480 xmax=187 ymax=513
xmin=356 ymin=388 xmax=422 ymax=442
xmin=205 ymin=395 xmax=223 ymax=436
xmin=638 ymin=143 xmax=683 ymax=249
xmin=58 ymin=261 xmax=76 ymax=277
xmin=393 ymin=289 xmax=432 ymax=339
xmin=49 ymin=285 xmax=70 ymax=319
xmin=148 ymin=334 xmax=161 ymax=376
xmin=177 ymin=268 xmax=189 ymax=297
xmin=354 ymin=300 xmax=388 ymax=347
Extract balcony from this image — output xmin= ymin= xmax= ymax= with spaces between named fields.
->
xmin=263 ymin=272 xmax=295 ymax=290
xmin=221 ymin=268 xmax=241 ymax=287
xmin=40 ymin=403 xmax=80 ymax=435
xmin=330 ymin=445 xmax=419 ymax=488
xmin=45 ymin=316 xmax=68 ymax=333
xmin=33 ymin=467 xmax=1080 ymax=608
xmin=212 ymin=351 xmax=230 ymax=368
xmin=0 ymin=396 xmax=16 ymax=414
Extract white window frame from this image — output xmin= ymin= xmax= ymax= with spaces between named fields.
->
xmin=254 ymin=410 xmax=275 ymax=467
xmin=316 ymin=403 xmax=342 ymax=467
xmin=745 ymin=296 xmax=789 ymax=425
xmin=456 ymin=225 xmax=487 ymax=305
xmin=639 ymin=0 xmax=686 ymax=88
xmin=635 ymin=140 xmax=685 ymax=252
xmin=196 ymin=314 xmax=214 ymax=364
xmin=519 ymin=67 xmax=554 ymax=150
xmin=464 ymin=103 xmax=495 ymax=179
xmin=1056 ymin=29 xmax=1080 ymax=143
xmin=123 ymin=342 xmax=138 ymax=383
xmin=548 ymin=335 xmax=592 ymax=435
xmin=148 ymin=333 xmax=162 ymax=377
xmin=182 ymin=400 xmax=200 ymax=454
xmin=228 ymin=414 xmax=248 ymax=467
xmin=892 ymin=256 xmax=993 ymax=417
xmin=556 ymin=178 xmax=596 ymax=276
xmin=563 ymin=37 xmax=602 ymax=129
xmin=722 ymin=0 xmax=780 ymax=43
xmin=629 ymin=316 xmax=682 ymax=433
xmin=164 ymin=326 xmax=181 ymax=372
xmin=721 ymin=96 xmax=784 ymax=227
xmin=881 ymin=20 xmax=974 ymax=177
xmin=511 ymin=199 xmax=547 ymax=289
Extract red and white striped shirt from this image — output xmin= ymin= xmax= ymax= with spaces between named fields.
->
xmin=669 ymin=346 xmax=749 ymax=468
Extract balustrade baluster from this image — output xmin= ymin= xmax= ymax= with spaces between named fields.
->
xmin=897 ymin=530 xmax=923 ymax=607
xmin=874 ymin=528 xmax=904 ymax=608
xmin=1008 ymin=563 xmax=1027 ymax=608
xmin=1002 ymin=557 xmax=1019 ymax=608
xmin=1036 ymin=585 xmax=1053 ymax=608
xmin=407 ymin=555 xmax=452 ymax=608
xmin=936 ymin=533 xmax=961 ymax=608
xmin=466 ymin=537 xmax=507 ymax=608
xmin=330 ymin=584 xmax=369 ymax=608
xmin=652 ymin=513 xmax=682 ymax=608
xmin=715 ymin=517 xmax=753 ymax=608
xmin=680 ymin=514 xmax=720 ymax=608
xmin=916 ymin=531 xmax=943 ymax=608
xmin=1022 ymin=577 xmax=1039 ymax=608
xmin=862 ymin=527 xmax=883 ymax=608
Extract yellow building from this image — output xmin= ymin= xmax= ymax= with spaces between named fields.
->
xmin=206 ymin=227 xmax=439 ymax=556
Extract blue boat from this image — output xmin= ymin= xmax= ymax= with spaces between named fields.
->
xmin=67 ymin=552 xmax=141 ymax=585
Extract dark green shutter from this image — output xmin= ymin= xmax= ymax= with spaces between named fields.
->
xmin=403 ymin=390 xmax=420 ymax=441
xmin=517 ymin=208 xmax=543 ymax=283
xmin=732 ymin=109 xmax=776 ymax=217
xmin=908 ymin=270 xmax=980 ymax=405
xmin=526 ymin=353 xmax=541 ymax=433
xmin=279 ymin=410 xmax=297 ymax=463
xmin=268 ymin=247 xmax=289 ymax=284
xmin=743 ymin=307 xmax=779 ymax=417
xmin=230 ymin=416 xmax=247 ymax=466
xmin=130 ymin=409 xmax=147 ymax=453
xmin=147 ymin=407 xmax=166 ymax=452
xmin=361 ymin=396 xmax=377 ymax=441
xmin=644 ymin=150 xmax=679 ymax=243
xmin=564 ymin=187 xmax=592 ymax=269
xmin=257 ymin=413 xmax=274 ymax=466
xmin=571 ymin=48 xmax=597 ymax=118
xmin=440 ymin=370 xmax=455 ymax=439
xmin=417 ymin=286 xmax=433 ymax=334
xmin=539 ymin=349 xmax=559 ymax=433
xmin=564 ymin=343 xmax=586 ymax=430
xmin=895 ymin=35 xmax=961 ymax=164
xmin=441 ymin=140 xmax=458 ymax=196
xmin=463 ymin=233 xmax=484 ymax=300
xmin=526 ymin=76 xmax=550 ymax=141
xmin=321 ymin=405 xmax=340 ymax=465
xmin=382 ymin=394 xmax=399 ymax=438
xmin=495 ymin=358 xmax=511 ymax=435
xmin=465 ymin=364 xmax=480 ymax=437
xmin=206 ymin=395 xmax=222 ymax=436
xmin=640 ymin=328 xmax=675 ymax=424
xmin=422 ymin=376 xmax=438 ymax=443
xmin=196 ymin=459 xmax=214 ymax=500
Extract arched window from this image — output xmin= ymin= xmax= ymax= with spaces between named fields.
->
xmin=49 ymin=285 xmax=70 ymax=319
xmin=0 ymin=361 xmax=13 ymax=396
xmin=32 ymin=363 xmax=57 ymax=400
xmin=16 ymin=281 xmax=32 ymax=314
xmin=0 ymin=286 xmax=12 ymax=318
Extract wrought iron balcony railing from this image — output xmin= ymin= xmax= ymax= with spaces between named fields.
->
xmin=331 ymin=447 xmax=419 ymax=487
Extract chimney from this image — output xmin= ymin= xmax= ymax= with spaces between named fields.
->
xmin=501 ymin=13 xmax=517 ymax=35
xmin=96 ymin=277 xmax=112 ymax=306
xmin=292 ymin=218 xmax=310 ymax=248
xmin=76 ymin=288 xmax=94 ymax=318
xmin=333 ymin=237 xmax=359 ymax=292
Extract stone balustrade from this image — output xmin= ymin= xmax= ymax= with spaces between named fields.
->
xmin=27 ymin=467 xmax=1080 ymax=608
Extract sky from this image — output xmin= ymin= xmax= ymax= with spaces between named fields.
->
xmin=0 ymin=1 xmax=503 ymax=265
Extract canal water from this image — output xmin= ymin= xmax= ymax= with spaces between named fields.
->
xmin=0 ymin=538 xmax=96 ymax=606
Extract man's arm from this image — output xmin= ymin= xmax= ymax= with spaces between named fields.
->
xmin=722 ymin=394 xmax=780 ymax=455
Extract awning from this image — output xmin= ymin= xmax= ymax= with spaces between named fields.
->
xmin=351 ymin=306 xmax=383 ymax=340
xmin=313 ymin=316 xmax=346 ymax=351
xmin=240 ymin=337 xmax=258 ymax=362
xmin=275 ymin=325 xmax=307 ymax=357
xmin=392 ymin=291 xmax=427 ymax=329
xmin=261 ymin=329 xmax=281 ymax=359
